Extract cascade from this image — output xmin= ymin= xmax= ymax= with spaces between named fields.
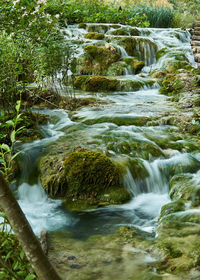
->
xmin=15 ymin=23 xmax=198 ymax=240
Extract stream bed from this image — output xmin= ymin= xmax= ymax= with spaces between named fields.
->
xmin=15 ymin=24 xmax=200 ymax=279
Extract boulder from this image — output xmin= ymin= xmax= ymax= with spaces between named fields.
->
xmin=39 ymin=150 xmax=131 ymax=210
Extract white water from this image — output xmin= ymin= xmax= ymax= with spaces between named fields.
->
xmin=15 ymin=24 xmax=199 ymax=237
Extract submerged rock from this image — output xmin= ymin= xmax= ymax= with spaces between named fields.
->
xmin=39 ymin=150 xmax=131 ymax=210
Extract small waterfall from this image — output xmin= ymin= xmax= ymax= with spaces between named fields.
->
xmin=18 ymin=182 xmax=76 ymax=236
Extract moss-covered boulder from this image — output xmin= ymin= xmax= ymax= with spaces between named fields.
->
xmin=39 ymin=150 xmax=131 ymax=210
xmin=156 ymin=48 xmax=167 ymax=61
xmin=160 ymin=199 xmax=185 ymax=217
xmin=106 ymin=61 xmax=127 ymax=76
xmin=78 ymin=23 xmax=87 ymax=29
xmin=108 ymin=28 xmax=129 ymax=36
xmin=169 ymin=174 xmax=200 ymax=206
xmin=84 ymin=32 xmax=105 ymax=40
xmin=121 ymin=57 xmax=144 ymax=74
xmin=72 ymin=45 xmax=120 ymax=75
xmin=74 ymin=75 xmax=120 ymax=92
xmin=109 ymin=36 xmax=136 ymax=56
xmin=162 ymin=59 xmax=192 ymax=73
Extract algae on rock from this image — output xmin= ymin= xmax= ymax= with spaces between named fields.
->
xmin=39 ymin=150 xmax=131 ymax=210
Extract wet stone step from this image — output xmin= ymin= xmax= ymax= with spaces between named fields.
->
xmin=191 ymin=41 xmax=200 ymax=46
xmin=194 ymin=54 xmax=200 ymax=62
xmin=192 ymin=30 xmax=200 ymax=36
xmin=191 ymin=35 xmax=200 ymax=41
xmin=192 ymin=46 xmax=200 ymax=53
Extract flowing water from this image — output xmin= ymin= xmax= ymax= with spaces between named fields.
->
xmin=16 ymin=24 xmax=198 ymax=249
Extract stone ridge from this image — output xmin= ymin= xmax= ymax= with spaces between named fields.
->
xmin=191 ymin=19 xmax=200 ymax=69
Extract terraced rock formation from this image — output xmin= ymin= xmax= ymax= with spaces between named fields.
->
xmin=191 ymin=19 xmax=200 ymax=69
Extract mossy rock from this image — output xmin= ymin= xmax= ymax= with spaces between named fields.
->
xmin=74 ymin=75 xmax=119 ymax=92
xmin=82 ymin=115 xmax=150 ymax=127
xmin=109 ymin=36 xmax=136 ymax=57
xmin=169 ymin=174 xmax=200 ymax=205
xmin=84 ymin=32 xmax=105 ymax=40
xmin=160 ymin=199 xmax=185 ymax=217
xmin=106 ymin=61 xmax=127 ymax=76
xmin=156 ymin=48 xmax=168 ymax=60
xmin=87 ymin=24 xmax=111 ymax=33
xmin=121 ymin=57 xmax=144 ymax=74
xmin=39 ymin=151 xmax=131 ymax=209
xmin=72 ymin=45 xmax=120 ymax=75
xmin=159 ymin=74 xmax=184 ymax=95
xmin=78 ymin=23 xmax=87 ymax=29
xmin=108 ymin=28 xmax=129 ymax=36
xmin=106 ymin=138 xmax=164 ymax=160
xmin=162 ymin=60 xmax=192 ymax=73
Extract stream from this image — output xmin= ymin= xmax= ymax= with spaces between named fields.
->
xmin=14 ymin=24 xmax=200 ymax=278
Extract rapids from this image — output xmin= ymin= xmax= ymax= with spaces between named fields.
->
xmin=16 ymin=24 xmax=198 ymax=241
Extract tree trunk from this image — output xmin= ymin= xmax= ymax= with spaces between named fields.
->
xmin=0 ymin=173 xmax=61 ymax=280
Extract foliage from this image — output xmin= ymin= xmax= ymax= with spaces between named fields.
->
xmin=0 ymin=213 xmax=36 ymax=280
xmin=0 ymin=101 xmax=24 ymax=181
xmin=0 ymin=0 xmax=67 ymax=109
xmin=159 ymin=74 xmax=184 ymax=95
xmin=45 ymin=0 xmax=150 ymax=26
xmin=135 ymin=5 xmax=174 ymax=27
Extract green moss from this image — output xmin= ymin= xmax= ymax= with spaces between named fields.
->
xmin=159 ymin=74 xmax=184 ymax=96
xmin=169 ymin=174 xmax=200 ymax=205
xmin=111 ymin=36 xmax=136 ymax=56
xmin=121 ymin=57 xmax=144 ymax=74
xmin=109 ymin=29 xmax=129 ymax=36
xmin=64 ymin=151 xmax=125 ymax=195
xmin=82 ymin=115 xmax=149 ymax=127
xmin=84 ymin=32 xmax=105 ymax=40
xmin=72 ymin=45 xmax=120 ymax=75
xmin=160 ymin=199 xmax=185 ymax=217
xmin=78 ymin=23 xmax=87 ymax=29
xmin=107 ymin=61 xmax=127 ymax=76
xmin=39 ymin=150 xmax=131 ymax=207
xmin=156 ymin=48 xmax=167 ymax=60
xmin=74 ymin=75 xmax=119 ymax=92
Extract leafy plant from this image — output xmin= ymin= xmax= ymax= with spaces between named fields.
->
xmin=0 ymin=100 xmax=24 ymax=181
xmin=0 ymin=212 xmax=36 ymax=280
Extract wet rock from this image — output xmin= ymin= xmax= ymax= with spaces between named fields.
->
xmin=160 ymin=199 xmax=185 ymax=217
xmin=169 ymin=173 xmax=200 ymax=205
xmin=71 ymin=45 xmax=120 ymax=76
xmin=39 ymin=150 xmax=131 ymax=209
xmin=84 ymin=32 xmax=105 ymax=40
xmin=74 ymin=75 xmax=119 ymax=92
xmin=121 ymin=57 xmax=144 ymax=74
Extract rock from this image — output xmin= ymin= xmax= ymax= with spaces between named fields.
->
xmin=121 ymin=57 xmax=144 ymax=74
xmin=39 ymin=150 xmax=131 ymax=210
xmin=84 ymin=32 xmax=105 ymax=40
xmin=169 ymin=173 xmax=200 ymax=205
xmin=160 ymin=199 xmax=185 ymax=217
xmin=78 ymin=23 xmax=87 ymax=29
xmin=71 ymin=45 xmax=120 ymax=75
xmin=74 ymin=75 xmax=119 ymax=91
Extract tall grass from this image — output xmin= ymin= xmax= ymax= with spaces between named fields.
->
xmin=135 ymin=6 xmax=174 ymax=27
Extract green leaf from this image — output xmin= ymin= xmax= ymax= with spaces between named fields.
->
xmin=5 ymin=120 xmax=14 ymax=127
xmin=20 ymin=250 xmax=25 ymax=260
xmin=5 ymin=250 xmax=12 ymax=261
xmin=15 ymin=100 xmax=21 ymax=113
xmin=1 ymin=143 xmax=10 ymax=152
xmin=10 ymin=130 xmax=15 ymax=143
xmin=11 ymin=151 xmax=20 ymax=161
xmin=13 ymin=260 xmax=19 ymax=270
xmin=25 ymin=274 xmax=36 ymax=280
